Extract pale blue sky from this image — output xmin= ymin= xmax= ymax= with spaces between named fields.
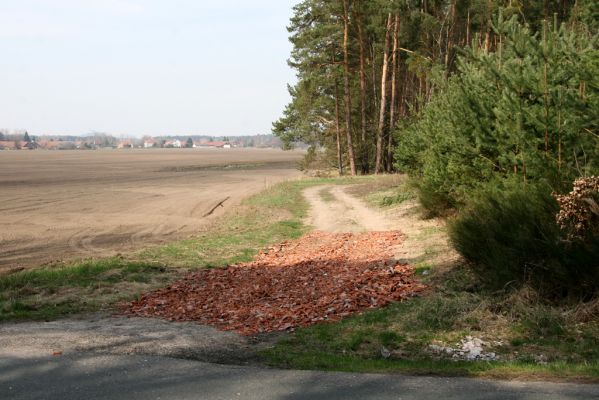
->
xmin=0 ymin=0 xmax=297 ymax=136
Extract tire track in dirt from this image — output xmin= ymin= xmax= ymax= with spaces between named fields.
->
xmin=303 ymin=185 xmax=392 ymax=232
xmin=67 ymin=228 xmax=129 ymax=255
xmin=304 ymin=184 xmax=460 ymax=269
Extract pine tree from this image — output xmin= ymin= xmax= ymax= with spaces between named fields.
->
xmin=395 ymin=14 xmax=599 ymax=205
xmin=273 ymin=0 xmax=584 ymax=174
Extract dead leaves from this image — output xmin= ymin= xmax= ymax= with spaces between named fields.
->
xmin=124 ymin=231 xmax=425 ymax=335
xmin=554 ymin=176 xmax=599 ymax=239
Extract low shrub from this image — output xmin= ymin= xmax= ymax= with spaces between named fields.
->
xmin=416 ymin=181 xmax=457 ymax=218
xmin=448 ymin=181 xmax=599 ymax=298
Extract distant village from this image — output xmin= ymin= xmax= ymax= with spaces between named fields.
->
xmin=0 ymin=131 xmax=283 ymax=151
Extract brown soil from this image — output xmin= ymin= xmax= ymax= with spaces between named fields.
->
xmin=306 ymin=184 xmax=460 ymax=270
xmin=0 ymin=148 xmax=303 ymax=272
xmin=304 ymin=185 xmax=392 ymax=232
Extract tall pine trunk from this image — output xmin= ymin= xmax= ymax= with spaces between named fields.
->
xmin=387 ymin=14 xmax=400 ymax=172
xmin=356 ymin=9 xmax=369 ymax=174
xmin=342 ymin=0 xmax=357 ymax=176
xmin=375 ymin=13 xmax=392 ymax=174
xmin=334 ymin=81 xmax=344 ymax=176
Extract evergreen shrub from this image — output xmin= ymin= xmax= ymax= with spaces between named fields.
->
xmin=395 ymin=15 xmax=599 ymax=216
xmin=449 ymin=181 xmax=599 ymax=297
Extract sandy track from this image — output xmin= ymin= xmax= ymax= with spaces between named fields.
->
xmin=305 ymin=184 xmax=459 ymax=269
xmin=0 ymin=148 xmax=303 ymax=272
xmin=303 ymin=185 xmax=391 ymax=232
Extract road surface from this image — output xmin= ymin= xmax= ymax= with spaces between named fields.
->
xmin=2 ymin=352 xmax=599 ymax=400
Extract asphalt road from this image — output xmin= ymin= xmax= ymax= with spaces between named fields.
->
xmin=2 ymin=353 xmax=599 ymax=400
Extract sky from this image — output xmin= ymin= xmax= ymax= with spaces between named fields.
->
xmin=0 ymin=0 xmax=297 ymax=137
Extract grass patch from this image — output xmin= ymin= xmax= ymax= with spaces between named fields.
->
xmin=349 ymin=175 xmax=416 ymax=208
xmin=262 ymin=348 xmax=599 ymax=381
xmin=138 ymin=180 xmax=313 ymax=268
xmin=319 ymin=187 xmax=335 ymax=203
xmin=0 ymin=258 xmax=176 ymax=321
xmin=415 ymin=226 xmax=445 ymax=240
xmin=375 ymin=189 xmax=417 ymax=207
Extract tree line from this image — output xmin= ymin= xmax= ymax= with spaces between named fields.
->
xmin=274 ymin=0 xmax=598 ymax=296
xmin=273 ymin=0 xmax=595 ymax=176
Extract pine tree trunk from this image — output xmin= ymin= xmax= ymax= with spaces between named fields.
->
xmin=387 ymin=14 xmax=400 ymax=172
xmin=356 ymin=9 xmax=369 ymax=174
xmin=334 ymin=81 xmax=344 ymax=176
xmin=342 ymin=0 xmax=357 ymax=176
xmin=466 ymin=10 xmax=470 ymax=46
xmin=375 ymin=13 xmax=392 ymax=174
xmin=371 ymin=43 xmax=378 ymax=129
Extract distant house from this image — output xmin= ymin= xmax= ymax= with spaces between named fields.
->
xmin=197 ymin=141 xmax=229 ymax=148
xmin=117 ymin=140 xmax=133 ymax=149
xmin=143 ymin=139 xmax=156 ymax=148
xmin=162 ymin=139 xmax=183 ymax=148
xmin=21 ymin=141 xmax=39 ymax=150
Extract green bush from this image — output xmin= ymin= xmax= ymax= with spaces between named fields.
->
xmin=395 ymin=16 xmax=599 ymax=216
xmin=415 ymin=180 xmax=456 ymax=218
xmin=449 ymin=182 xmax=599 ymax=297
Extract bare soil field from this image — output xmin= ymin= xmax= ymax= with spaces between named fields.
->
xmin=0 ymin=148 xmax=303 ymax=272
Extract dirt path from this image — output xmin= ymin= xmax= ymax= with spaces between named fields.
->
xmin=304 ymin=184 xmax=458 ymax=270
xmin=304 ymin=185 xmax=392 ymax=232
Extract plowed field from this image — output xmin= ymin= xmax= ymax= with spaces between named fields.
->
xmin=0 ymin=148 xmax=303 ymax=272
